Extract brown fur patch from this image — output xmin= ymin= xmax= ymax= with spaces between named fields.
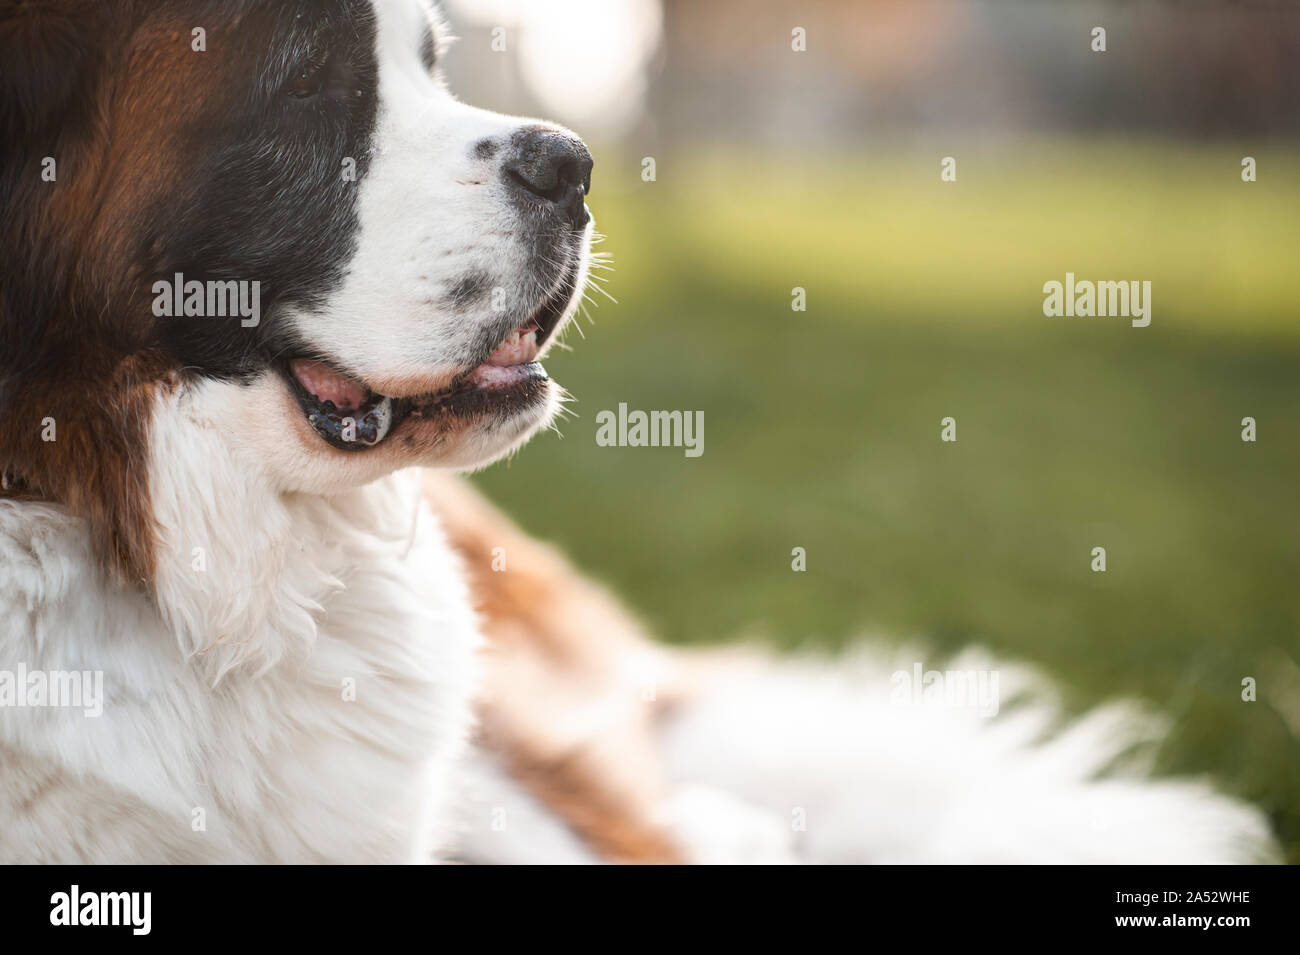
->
xmin=491 ymin=733 xmax=683 ymax=864
xmin=0 ymin=354 xmax=176 ymax=586
xmin=427 ymin=472 xmax=689 ymax=863
xmin=1 ymin=5 xmax=209 ymax=586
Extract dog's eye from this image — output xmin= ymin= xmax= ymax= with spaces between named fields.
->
xmin=286 ymin=57 xmax=328 ymax=99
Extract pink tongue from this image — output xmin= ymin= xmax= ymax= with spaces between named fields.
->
xmin=290 ymin=359 xmax=367 ymax=408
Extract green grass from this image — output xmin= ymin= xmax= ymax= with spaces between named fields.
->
xmin=472 ymin=139 xmax=1300 ymax=860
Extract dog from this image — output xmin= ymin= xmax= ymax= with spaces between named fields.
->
xmin=0 ymin=0 xmax=1278 ymax=863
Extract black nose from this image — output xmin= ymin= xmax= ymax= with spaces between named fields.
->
xmin=502 ymin=126 xmax=593 ymax=228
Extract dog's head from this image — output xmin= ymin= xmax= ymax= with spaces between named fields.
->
xmin=0 ymin=0 xmax=592 ymax=584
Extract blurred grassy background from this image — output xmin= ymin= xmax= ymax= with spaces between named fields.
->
xmin=471 ymin=139 xmax=1300 ymax=860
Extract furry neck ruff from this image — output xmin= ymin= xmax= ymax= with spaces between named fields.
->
xmin=0 ymin=388 xmax=481 ymax=862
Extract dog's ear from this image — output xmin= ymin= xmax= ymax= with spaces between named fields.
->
xmin=0 ymin=1 xmax=104 ymax=140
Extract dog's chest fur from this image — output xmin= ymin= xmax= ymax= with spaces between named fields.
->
xmin=0 ymin=407 xmax=480 ymax=863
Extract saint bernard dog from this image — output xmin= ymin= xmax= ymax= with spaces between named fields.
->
xmin=0 ymin=0 xmax=1279 ymax=863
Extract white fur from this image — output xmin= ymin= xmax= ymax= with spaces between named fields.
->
xmin=0 ymin=383 xmax=480 ymax=862
xmin=657 ymin=651 xmax=1279 ymax=864
xmin=286 ymin=0 xmax=590 ymax=394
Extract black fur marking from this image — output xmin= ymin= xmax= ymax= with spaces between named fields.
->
xmin=152 ymin=0 xmax=381 ymax=380
xmin=0 ymin=0 xmax=383 ymax=391
xmin=443 ymin=271 xmax=493 ymax=310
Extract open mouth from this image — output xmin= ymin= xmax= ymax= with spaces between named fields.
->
xmin=283 ymin=260 xmax=583 ymax=452
xmin=284 ymin=319 xmax=551 ymax=451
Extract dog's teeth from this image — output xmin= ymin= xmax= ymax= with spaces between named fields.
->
xmin=486 ymin=326 xmax=540 ymax=366
xmin=368 ymin=396 xmax=393 ymax=444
